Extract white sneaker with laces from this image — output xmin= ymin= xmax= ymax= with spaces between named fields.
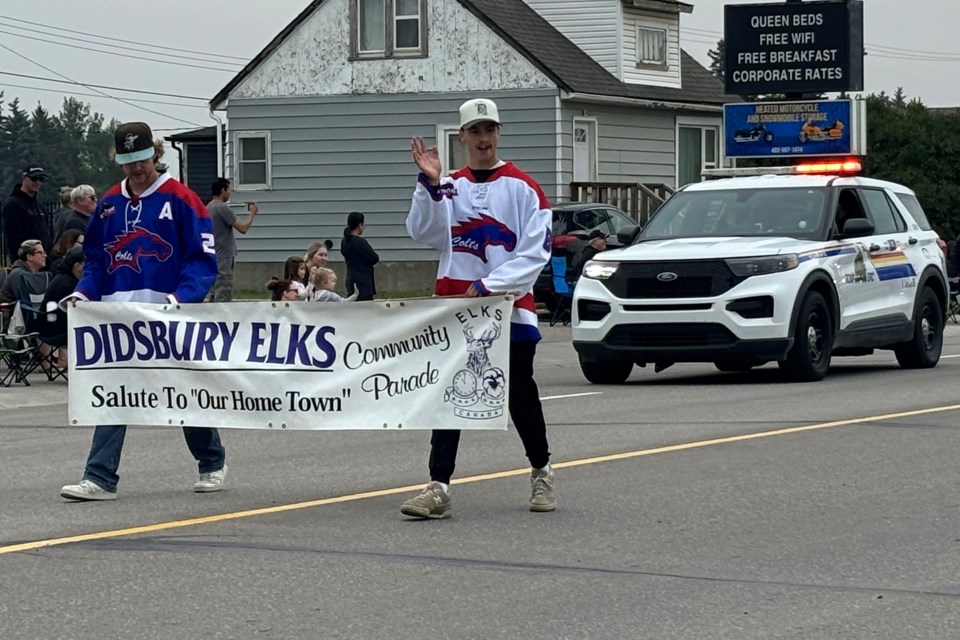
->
xmin=193 ymin=465 xmax=228 ymax=493
xmin=60 ymin=479 xmax=117 ymax=501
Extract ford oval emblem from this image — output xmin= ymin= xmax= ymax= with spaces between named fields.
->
xmin=657 ymin=272 xmax=678 ymax=282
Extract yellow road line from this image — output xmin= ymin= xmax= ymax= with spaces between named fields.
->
xmin=3 ymin=402 xmax=959 ymax=557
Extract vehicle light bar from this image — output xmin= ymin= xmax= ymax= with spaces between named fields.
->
xmin=795 ymin=160 xmax=862 ymax=174
xmin=701 ymin=158 xmax=862 ymax=179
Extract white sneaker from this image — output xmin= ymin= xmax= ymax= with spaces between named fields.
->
xmin=193 ymin=465 xmax=228 ymax=493
xmin=60 ymin=479 xmax=116 ymax=501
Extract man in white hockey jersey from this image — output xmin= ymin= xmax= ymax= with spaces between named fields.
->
xmin=402 ymin=98 xmax=555 ymax=519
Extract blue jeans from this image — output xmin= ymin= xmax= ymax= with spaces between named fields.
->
xmin=83 ymin=425 xmax=226 ymax=493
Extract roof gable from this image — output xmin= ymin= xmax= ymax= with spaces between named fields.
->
xmin=211 ymin=0 xmax=727 ymax=108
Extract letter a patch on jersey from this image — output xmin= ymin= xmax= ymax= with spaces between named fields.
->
xmin=158 ymin=202 xmax=173 ymax=220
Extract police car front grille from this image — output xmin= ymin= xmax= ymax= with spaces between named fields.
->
xmin=605 ymin=323 xmax=736 ymax=348
xmin=602 ymin=261 xmax=747 ymax=299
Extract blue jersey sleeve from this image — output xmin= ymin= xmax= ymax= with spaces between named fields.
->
xmin=171 ymin=192 xmax=217 ymax=303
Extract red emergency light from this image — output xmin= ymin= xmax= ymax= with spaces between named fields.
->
xmin=794 ymin=159 xmax=862 ymax=174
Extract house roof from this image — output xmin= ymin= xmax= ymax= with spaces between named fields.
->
xmin=166 ymin=125 xmax=224 ymax=143
xmin=210 ymin=0 xmax=728 ymax=109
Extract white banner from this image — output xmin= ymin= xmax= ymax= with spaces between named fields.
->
xmin=68 ymin=296 xmax=513 ymax=430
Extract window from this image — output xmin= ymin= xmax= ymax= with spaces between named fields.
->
xmin=860 ymin=189 xmax=906 ymax=234
xmin=351 ymin=0 xmax=427 ymax=59
xmin=437 ymin=125 xmax=468 ymax=173
xmin=893 ymin=193 xmax=932 ymax=230
xmin=677 ymin=125 xmax=719 ymax=188
xmin=636 ymin=27 xmax=667 ymax=68
xmin=234 ymin=132 xmax=271 ymax=189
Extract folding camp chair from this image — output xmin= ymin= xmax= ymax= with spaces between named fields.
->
xmin=11 ymin=271 xmax=68 ymax=383
xmin=0 ymin=331 xmax=39 ymax=386
xmin=549 ymin=255 xmax=574 ymax=327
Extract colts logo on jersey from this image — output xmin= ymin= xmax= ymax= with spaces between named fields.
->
xmin=104 ymin=226 xmax=174 ymax=274
xmin=451 ymin=214 xmax=517 ymax=262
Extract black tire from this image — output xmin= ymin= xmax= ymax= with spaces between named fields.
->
xmin=778 ymin=291 xmax=833 ymax=382
xmin=894 ymin=287 xmax=943 ymax=369
xmin=799 ymin=132 xmax=808 ymax=143
xmin=579 ymin=356 xmax=633 ymax=384
xmin=715 ymin=359 xmax=762 ymax=372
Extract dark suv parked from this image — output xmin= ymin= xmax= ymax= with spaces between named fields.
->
xmin=534 ymin=203 xmax=635 ymax=307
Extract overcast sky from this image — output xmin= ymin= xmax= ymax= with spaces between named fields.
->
xmin=0 ymin=0 xmax=958 ymax=140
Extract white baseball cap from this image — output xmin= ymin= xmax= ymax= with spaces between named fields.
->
xmin=459 ymin=98 xmax=501 ymax=129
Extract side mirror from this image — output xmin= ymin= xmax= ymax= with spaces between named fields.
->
xmin=839 ymin=218 xmax=875 ymax=238
xmin=617 ymin=225 xmax=641 ymax=245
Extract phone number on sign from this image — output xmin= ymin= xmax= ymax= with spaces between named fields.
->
xmin=771 ymin=146 xmax=805 ymax=154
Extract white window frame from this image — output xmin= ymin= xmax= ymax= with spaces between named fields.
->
xmin=675 ymin=116 xmax=722 ymax=186
xmin=636 ymin=26 xmax=667 ymax=69
xmin=352 ymin=0 xmax=427 ymax=60
xmin=436 ymin=124 xmax=468 ymax=174
xmin=572 ymin=116 xmax=599 ymax=182
xmin=233 ymin=131 xmax=272 ymax=191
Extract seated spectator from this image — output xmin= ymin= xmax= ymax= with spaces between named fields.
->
xmin=574 ymin=230 xmax=608 ymax=278
xmin=1 ymin=239 xmax=47 ymax=304
xmin=310 ymin=267 xmax=358 ymax=302
xmin=48 ymin=229 xmax=83 ymax=273
xmin=41 ymin=245 xmax=84 ymax=340
xmin=282 ymin=256 xmax=308 ymax=299
xmin=265 ymin=278 xmax=301 ymax=302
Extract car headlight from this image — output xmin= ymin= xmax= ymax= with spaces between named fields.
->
xmin=725 ymin=254 xmax=799 ymax=276
xmin=582 ymin=261 xmax=619 ymax=280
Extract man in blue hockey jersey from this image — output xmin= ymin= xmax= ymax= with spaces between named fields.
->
xmin=60 ymin=122 xmax=226 ymax=501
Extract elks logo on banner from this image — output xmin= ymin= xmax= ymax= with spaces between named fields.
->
xmin=451 ymin=214 xmax=517 ymax=262
xmin=105 ymin=225 xmax=173 ymax=273
xmin=444 ymin=322 xmax=506 ymax=419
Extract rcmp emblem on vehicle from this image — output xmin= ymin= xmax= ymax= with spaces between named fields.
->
xmin=657 ymin=272 xmax=678 ymax=282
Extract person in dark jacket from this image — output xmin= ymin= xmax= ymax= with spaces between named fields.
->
xmin=574 ymin=229 xmax=608 ymax=278
xmin=40 ymin=245 xmax=85 ymax=339
xmin=3 ymin=165 xmax=52 ymax=262
xmin=340 ymin=211 xmax=379 ymax=301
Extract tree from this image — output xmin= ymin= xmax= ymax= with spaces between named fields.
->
xmin=708 ymin=39 xmax=725 ymax=83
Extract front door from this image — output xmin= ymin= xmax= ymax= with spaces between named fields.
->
xmin=572 ymin=118 xmax=597 ymax=183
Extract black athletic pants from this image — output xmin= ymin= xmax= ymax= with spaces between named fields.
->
xmin=428 ymin=339 xmax=550 ymax=484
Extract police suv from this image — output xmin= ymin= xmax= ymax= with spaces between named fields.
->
xmin=572 ymin=161 xmax=947 ymax=383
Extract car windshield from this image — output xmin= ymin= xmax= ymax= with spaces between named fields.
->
xmin=638 ymin=187 xmax=829 ymax=241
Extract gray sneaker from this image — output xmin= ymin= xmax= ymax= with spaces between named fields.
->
xmin=529 ymin=469 xmax=556 ymax=512
xmin=400 ymin=481 xmax=451 ymax=519
xmin=194 ymin=465 xmax=228 ymax=493
xmin=60 ymin=479 xmax=116 ymax=501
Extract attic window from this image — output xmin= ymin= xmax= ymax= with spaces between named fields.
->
xmin=351 ymin=0 xmax=428 ymax=60
xmin=636 ymin=26 xmax=667 ymax=69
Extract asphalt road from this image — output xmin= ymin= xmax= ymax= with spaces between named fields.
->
xmin=1 ymin=324 xmax=959 ymax=640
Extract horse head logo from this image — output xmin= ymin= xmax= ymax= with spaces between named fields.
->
xmin=105 ymin=225 xmax=174 ymax=273
xmin=451 ymin=214 xmax=517 ymax=262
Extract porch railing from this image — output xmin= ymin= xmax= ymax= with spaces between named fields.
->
xmin=569 ymin=182 xmax=675 ymax=226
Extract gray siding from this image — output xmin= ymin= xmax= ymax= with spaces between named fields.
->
xmin=558 ymin=101 xmax=679 ymax=202
xmin=225 ymin=89 xmax=559 ymax=264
